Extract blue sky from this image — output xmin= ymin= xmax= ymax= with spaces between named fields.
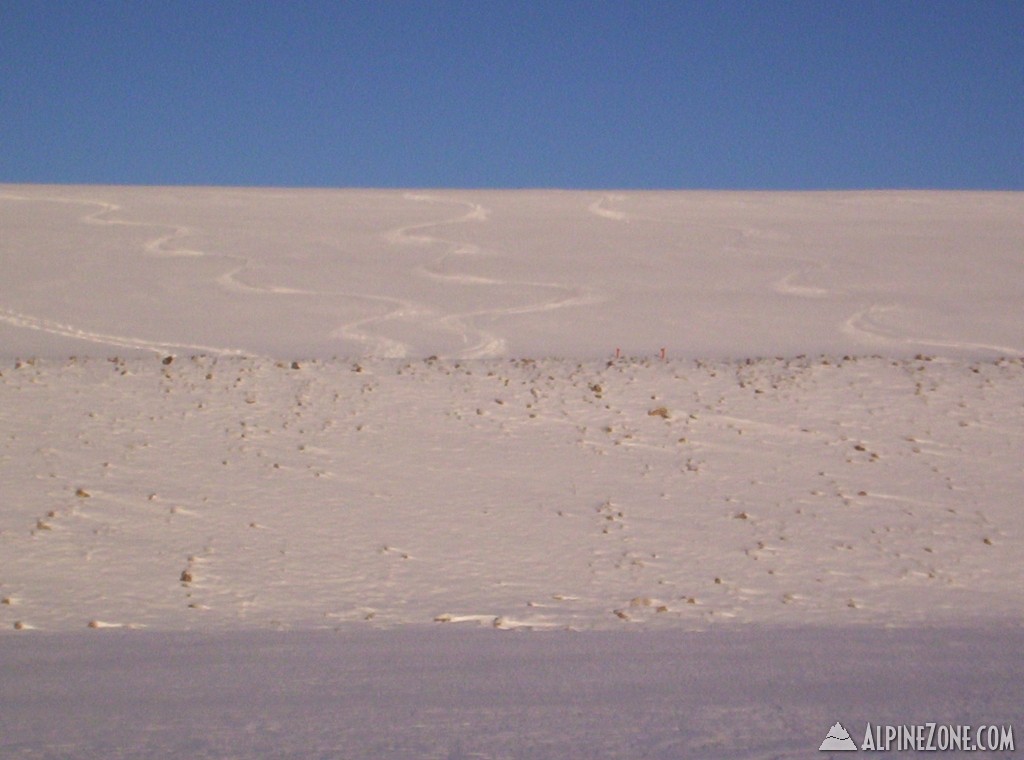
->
xmin=2 ymin=1 xmax=1021 ymax=189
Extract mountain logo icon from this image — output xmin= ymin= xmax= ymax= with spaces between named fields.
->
xmin=819 ymin=722 xmax=858 ymax=751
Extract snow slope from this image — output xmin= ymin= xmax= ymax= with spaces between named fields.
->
xmin=1 ymin=186 xmax=1021 ymax=360
xmin=1 ymin=186 xmax=1021 ymax=757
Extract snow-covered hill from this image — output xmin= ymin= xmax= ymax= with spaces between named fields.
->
xmin=2 ymin=186 xmax=1021 ymax=360
xmin=1 ymin=186 xmax=1021 ymax=757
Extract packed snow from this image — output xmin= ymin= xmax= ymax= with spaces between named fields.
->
xmin=1 ymin=185 xmax=1021 ymax=757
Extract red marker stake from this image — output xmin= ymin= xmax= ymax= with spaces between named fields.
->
xmin=660 ymin=347 xmax=666 ymax=361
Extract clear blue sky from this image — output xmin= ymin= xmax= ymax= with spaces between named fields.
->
xmin=2 ymin=1 xmax=1021 ymax=189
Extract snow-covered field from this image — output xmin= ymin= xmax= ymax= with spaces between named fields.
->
xmin=1 ymin=186 xmax=1021 ymax=757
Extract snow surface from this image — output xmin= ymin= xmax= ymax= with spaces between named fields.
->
xmin=2 ymin=627 xmax=1021 ymax=758
xmin=2 ymin=186 xmax=1021 ymax=361
xmin=1 ymin=186 xmax=1022 ymax=757
xmin=2 ymin=353 xmax=1022 ymax=633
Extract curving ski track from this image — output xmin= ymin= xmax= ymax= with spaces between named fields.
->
xmin=842 ymin=304 xmax=1023 ymax=356
xmin=0 ymin=306 xmax=248 ymax=357
xmin=591 ymin=192 xmax=835 ymax=300
xmin=337 ymin=193 xmax=602 ymax=359
xmin=0 ymin=193 xmax=258 ymax=356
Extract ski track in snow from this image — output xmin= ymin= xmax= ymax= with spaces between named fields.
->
xmin=0 ymin=191 xmax=254 ymax=357
xmin=329 ymin=296 xmax=431 ymax=359
xmin=843 ymin=304 xmax=1023 ymax=357
xmin=0 ymin=190 xmax=487 ymax=360
xmin=0 ymin=306 xmax=248 ymax=357
xmin=0 ymin=191 xmax=452 ymax=359
xmin=585 ymin=193 xmax=1024 ymax=356
xmin=589 ymin=192 xmax=835 ymax=300
xmin=587 ymin=193 xmax=632 ymax=221
xmin=0 ymin=192 xmax=310 ymax=356
xmin=328 ymin=193 xmax=492 ymax=358
xmin=0 ymin=191 xmax=207 ymax=259
xmin=772 ymin=269 xmax=830 ymax=298
xmin=340 ymin=192 xmax=603 ymax=359
xmin=403 ymin=193 xmax=603 ymax=358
